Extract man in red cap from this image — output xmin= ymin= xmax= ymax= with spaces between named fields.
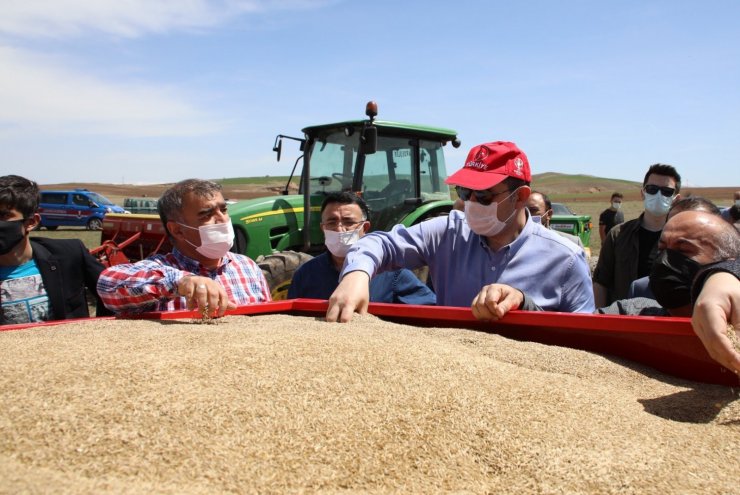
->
xmin=325 ymin=141 xmax=594 ymax=323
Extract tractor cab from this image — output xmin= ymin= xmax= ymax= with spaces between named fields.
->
xmin=226 ymin=102 xmax=460 ymax=298
xmin=272 ymin=101 xmax=461 ymax=251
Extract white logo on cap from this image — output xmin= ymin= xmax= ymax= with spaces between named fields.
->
xmin=513 ymin=157 xmax=524 ymax=176
xmin=465 ymin=145 xmax=490 ymax=170
xmin=474 ymin=146 xmax=490 ymax=162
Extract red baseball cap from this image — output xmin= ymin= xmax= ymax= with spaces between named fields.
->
xmin=445 ymin=141 xmax=531 ymax=190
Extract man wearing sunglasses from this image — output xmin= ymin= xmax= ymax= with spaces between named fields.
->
xmin=326 ymin=141 xmax=594 ymax=323
xmin=288 ymin=192 xmax=436 ymax=305
xmin=592 ymin=163 xmax=682 ymax=308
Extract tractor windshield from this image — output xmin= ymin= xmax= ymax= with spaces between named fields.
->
xmin=307 ymin=130 xmax=359 ymax=195
xmin=307 ymin=130 xmax=451 ymax=201
xmin=305 ymin=128 xmax=452 ymax=229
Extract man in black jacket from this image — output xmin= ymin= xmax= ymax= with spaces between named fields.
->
xmin=0 ymin=175 xmax=110 ymax=325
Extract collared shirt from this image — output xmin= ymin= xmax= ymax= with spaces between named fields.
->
xmin=341 ymin=210 xmax=594 ymax=312
xmin=97 ymin=248 xmax=271 ymax=314
xmin=288 ymin=251 xmax=436 ymax=305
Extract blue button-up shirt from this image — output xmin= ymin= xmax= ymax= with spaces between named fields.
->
xmin=342 ymin=210 xmax=594 ymax=312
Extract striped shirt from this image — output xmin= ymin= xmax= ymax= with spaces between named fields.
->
xmin=97 ymin=248 xmax=271 ymax=314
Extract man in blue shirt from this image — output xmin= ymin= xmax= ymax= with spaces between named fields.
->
xmin=288 ymin=192 xmax=436 ymax=305
xmin=326 ymin=141 xmax=594 ymax=323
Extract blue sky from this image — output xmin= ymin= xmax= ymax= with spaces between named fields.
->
xmin=1 ymin=0 xmax=739 ymax=187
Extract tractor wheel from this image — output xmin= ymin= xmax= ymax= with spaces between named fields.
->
xmin=256 ymin=251 xmax=313 ymax=301
xmin=87 ymin=218 xmax=103 ymax=230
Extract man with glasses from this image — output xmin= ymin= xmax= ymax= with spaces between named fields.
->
xmin=592 ymin=163 xmax=682 ymax=308
xmin=97 ymin=179 xmax=271 ymax=317
xmin=288 ymin=192 xmax=436 ymax=304
xmin=325 ymin=141 xmax=594 ymax=323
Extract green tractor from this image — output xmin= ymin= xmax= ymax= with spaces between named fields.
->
xmin=228 ymin=102 xmax=461 ymax=299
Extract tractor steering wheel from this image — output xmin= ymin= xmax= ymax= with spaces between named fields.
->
xmin=332 ymin=173 xmax=352 ymax=183
xmin=380 ymin=179 xmax=411 ymax=198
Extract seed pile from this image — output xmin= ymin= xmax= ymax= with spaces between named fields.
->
xmin=1 ymin=314 xmax=738 ymax=494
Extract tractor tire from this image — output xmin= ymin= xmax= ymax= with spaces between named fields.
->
xmin=256 ymin=251 xmax=313 ymax=301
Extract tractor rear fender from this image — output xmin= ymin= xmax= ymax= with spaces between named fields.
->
xmin=233 ymin=223 xmax=323 ymax=259
xmin=398 ymin=200 xmax=454 ymax=227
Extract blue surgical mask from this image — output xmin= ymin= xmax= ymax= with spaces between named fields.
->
xmin=644 ymin=191 xmax=673 ymax=216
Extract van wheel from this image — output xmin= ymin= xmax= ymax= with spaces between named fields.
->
xmin=45 ymin=226 xmax=58 ymax=231
xmin=256 ymin=251 xmax=313 ymax=300
xmin=87 ymin=218 xmax=103 ymax=230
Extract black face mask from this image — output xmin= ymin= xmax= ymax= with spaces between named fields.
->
xmin=649 ymin=249 xmax=702 ymax=309
xmin=0 ymin=219 xmax=27 ymax=255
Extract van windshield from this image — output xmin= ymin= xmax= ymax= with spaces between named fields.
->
xmin=87 ymin=192 xmax=114 ymax=206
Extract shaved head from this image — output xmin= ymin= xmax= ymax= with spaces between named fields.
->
xmin=660 ymin=211 xmax=740 ymax=264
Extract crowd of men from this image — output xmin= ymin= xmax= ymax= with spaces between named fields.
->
xmin=1 ymin=141 xmax=739 ymax=374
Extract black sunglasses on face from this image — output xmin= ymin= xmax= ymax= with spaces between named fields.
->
xmin=455 ymin=186 xmax=512 ymax=206
xmin=643 ymin=184 xmax=676 ymax=197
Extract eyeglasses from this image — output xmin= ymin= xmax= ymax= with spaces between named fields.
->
xmin=455 ymin=186 xmax=512 ymax=206
xmin=321 ymin=219 xmax=366 ymax=231
xmin=644 ymin=184 xmax=676 ymax=197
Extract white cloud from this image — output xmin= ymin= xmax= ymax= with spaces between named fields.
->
xmin=0 ymin=45 xmax=226 ymax=137
xmin=0 ymin=0 xmax=330 ymax=39
xmin=0 ymin=0 xmax=334 ymax=137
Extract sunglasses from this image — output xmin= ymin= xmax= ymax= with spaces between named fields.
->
xmin=643 ymin=184 xmax=676 ymax=197
xmin=455 ymin=186 xmax=512 ymax=206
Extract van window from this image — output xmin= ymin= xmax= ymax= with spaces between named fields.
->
xmin=40 ymin=193 xmax=67 ymax=205
xmin=87 ymin=192 xmax=115 ymax=206
xmin=72 ymin=194 xmax=89 ymax=206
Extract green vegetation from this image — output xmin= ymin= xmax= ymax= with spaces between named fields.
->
xmin=31 ymin=228 xmax=101 ymax=250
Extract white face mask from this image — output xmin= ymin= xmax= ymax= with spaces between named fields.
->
xmin=643 ymin=191 xmax=673 ymax=216
xmin=612 ymin=202 xmax=622 ymax=210
xmin=324 ymin=227 xmax=362 ymax=258
xmin=735 ymin=199 xmax=740 ymax=207
xmin=464 ymin=189 xmax=518 ymax=237
xmin=178 ymin=221 xmax=234 ymax=260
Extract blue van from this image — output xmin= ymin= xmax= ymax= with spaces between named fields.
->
xmin=38 ymin=189 xmax=127 ymax=230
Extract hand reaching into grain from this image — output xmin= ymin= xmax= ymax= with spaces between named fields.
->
xmin=691 ymin=272 xmax=740 ymax=375
xmin=326 ymin=271 xmax=370 ymax=323
xmin=178 ymin=275 xmax=235 ymax=318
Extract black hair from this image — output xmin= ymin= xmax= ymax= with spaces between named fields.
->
xmin=0 ymin=175 xmax=40 ymax=220
xmin=320 ymin=191 xmax=370 ymax=219
xmin=667 ymin=195 xmax=720 ymax=217
xmin=531 ymin=190 xmax=552 ymax=212
xmin=643 ymin=163 xmax=682 ymax=193
xmin=610 ymin=192 xmax=623 ymax=200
